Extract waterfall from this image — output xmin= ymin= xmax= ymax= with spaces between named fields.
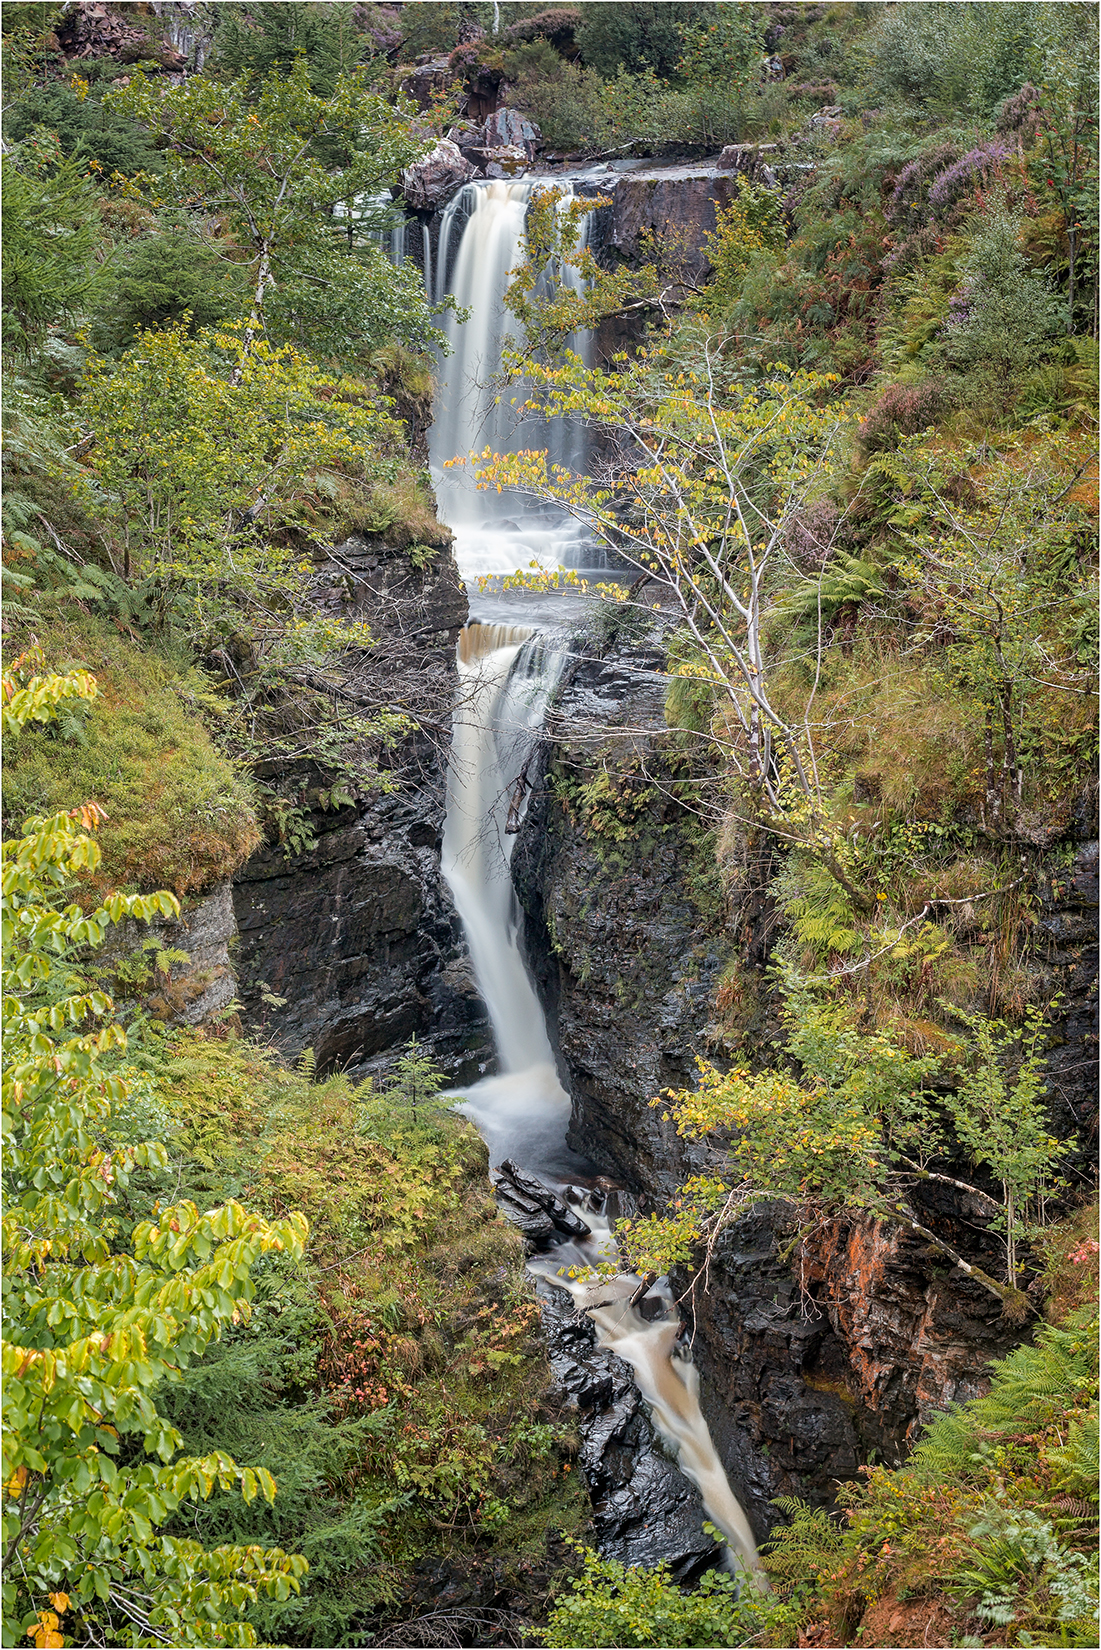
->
xmin=421 ymin=221 xmax=432 ymax=302
xmin=441 ymin=623 xmax=578 ymax=1177
xmin=443 ymin=622 xmax=562 ymax=1075
xmin=429 ymin=179 xmax=598 ymax=580
xmin=440 ymin=621 xmax=763 ymax=1585
xmin=530 ymin=1214 xmax=763 ymax=1582
xmin=433 ymin=171 xmax=761 ymax=1586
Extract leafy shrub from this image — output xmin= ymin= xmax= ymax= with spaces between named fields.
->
xmin=397 ymin=0 xmax=464 ymax=59
xmin=575 ymin=0 xmax=709 ymax=78
xmin=78 ymin=322 xmax=400 ymax=620
xmin=507 ymin=44 xmax=609 ymax=151
xmin=146 ymin=1031 xmax=588 ymax=1641
xmin=937 ymin=200 xmax=1065 ymax=408
xmin=540 ymin=1546 xmax=795 ymax=1648
xmin=865 ymin=2 xmax=1068 ymax=120
xmin=696 ymin=176 xmax=787 ymax=316
xmin=1 ymin=671 xmax=307 ymax=1649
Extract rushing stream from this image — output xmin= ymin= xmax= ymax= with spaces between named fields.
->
xmin=424 ymin=179 xmax=762 ymax=1582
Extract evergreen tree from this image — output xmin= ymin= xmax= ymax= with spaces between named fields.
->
xmin=213 ymin=3 xmax=370 ymax=98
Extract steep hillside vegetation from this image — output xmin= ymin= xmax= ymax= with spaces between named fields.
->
xmin=2 ymin=4 xmax=1097 ymax=1649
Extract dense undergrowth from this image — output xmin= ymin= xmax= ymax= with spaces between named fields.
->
xmin=2 ymin=710 xmax=585 ymax=1644
xmin=2 ymin=3 xmax=1098 ymax=1648
xmin=1 ymin=609 xmax=260 ymax=899
xmin=127 ymin=1031 xmax=589 ymax=1645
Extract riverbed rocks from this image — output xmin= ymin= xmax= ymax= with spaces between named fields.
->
xmin=537 ymin=1283 xmax=720 ymax=1578
xmin=494 ymin=1160 xmax=591 ymax=1246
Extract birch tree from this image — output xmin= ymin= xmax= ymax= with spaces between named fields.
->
xmin=468 ymin=343 xmax=867 ymax=900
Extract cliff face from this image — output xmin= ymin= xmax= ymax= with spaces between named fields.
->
xmin=512 ymin=629 xmax=729 ymax=1198
xmin=677 ymin=1207 xmax=1022 ymax=1538
xmin=512 ymin=627 xmax=1099 ymax=1536
xmin=231 ymin=535 xmax=493 ymax=1081
xmin=402 ymin=157 xmax=773 ymax=344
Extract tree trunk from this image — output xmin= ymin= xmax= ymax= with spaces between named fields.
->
xmin=236 ymin=245 xmax=272 ymax=380
xmin=984 ymin=704 xmax=1001 ymax=827
xmin=999 ymin=688 xmax=1019 ymax=820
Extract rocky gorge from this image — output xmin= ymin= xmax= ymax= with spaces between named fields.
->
xmin=509 ymin=614 xmax=1098 ymax=1546
xmin=147 ymin=140 xmax=1097 ymax=1577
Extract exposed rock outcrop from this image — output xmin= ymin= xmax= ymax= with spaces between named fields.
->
xmin=54 ymin=1 xmax=185 ymax=69
xmin=400 ymin=138 xmax=478 ymax=212
xmin=100 ymin=879 xmax=237 ymax=1028
xmin=538 ymin=1283 xmax=720 ymax=1578
xmin=512 ymin=628 xmax=729 ymax=1196
xmin=232 ymin=536 xmax=494 ymax=1082
xmin=402 ymin=55 xmax=456 ymax=111
xmin=482 ymin=107 xmax=542 ymax=158
xmin=675 ymin=1204 xmax=1022 ymax=1540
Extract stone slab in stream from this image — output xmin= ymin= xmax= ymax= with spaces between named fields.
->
xmin=493 ymin=1159 xmax=591 ymax=1242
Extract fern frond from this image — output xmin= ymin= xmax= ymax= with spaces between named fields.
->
xmin=913 ymin=1308 xmax=1099 ymax=1482
xmin=763 ymin=1497 xmax=847 ymax=1580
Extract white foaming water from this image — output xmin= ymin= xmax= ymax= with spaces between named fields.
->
xmin=442 ymin=623 xmax=581 ymax=1179
xmin=531 ymin=1212 xmax=764 ymax=1585
xmin=429 ymin=179 xmax=599 ymax=582
xmin=440 ymin=622 xmax=763 ymax=1582
xmin=443 ymin=623 xmax=563 ymax=1075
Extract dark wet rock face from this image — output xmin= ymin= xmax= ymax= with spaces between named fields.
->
xmin=232 ymin=537 xmax=494 ymax=1081
xmin=512 ymin=633 xmax=732 ymax=1200
xmin=494 ymin=1161 xmax=591 ymax=1244
xmin=1034 ymin=838 xmax=1099 ymax=1173
xmin=673 ymin=1205 xmax=1022 ymax=1539
xmin=538 ymin=1285 xmax=719 ymax=1578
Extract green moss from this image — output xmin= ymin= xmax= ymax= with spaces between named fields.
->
xmin=2 ymin=610 xmax=260 ymax=897
xmin=327 ymin=462 xmax=452 ymax=549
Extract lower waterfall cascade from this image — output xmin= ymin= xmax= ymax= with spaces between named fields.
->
xmin=440 ymin=619 xmax=763 ymax=1582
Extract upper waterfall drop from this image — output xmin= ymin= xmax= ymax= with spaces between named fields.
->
xmin=429 ymin=178 xmax=596 ymax=581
